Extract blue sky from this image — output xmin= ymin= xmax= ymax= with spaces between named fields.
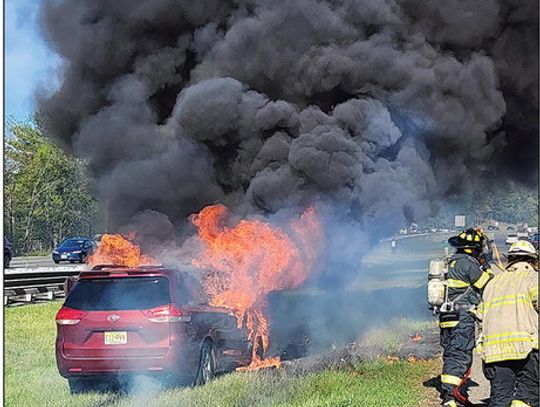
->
xmin=5 ymin=0 xmax=60 ymax=120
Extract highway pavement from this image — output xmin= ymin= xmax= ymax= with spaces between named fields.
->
xmin=356 ymin=230 xmax=510 ymax=290
xmin=4 ymin=230 xmax=512 ymax=275
xmin=7 ymin=255 xmax=88 ymax=272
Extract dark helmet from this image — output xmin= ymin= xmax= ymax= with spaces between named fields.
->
xmin=448 ymin=228 xmax=485 ymax=249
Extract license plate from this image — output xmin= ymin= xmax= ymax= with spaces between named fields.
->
xmin=61 ymin=254 xmax=67 ymax=259
xmin=104 ymin=331 xmax=127 ymax=345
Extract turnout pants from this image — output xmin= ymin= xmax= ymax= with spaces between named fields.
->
xmin=439 ymin=311 xmax=476 ymax=404
xmin=483 ymin=350 xmax=539 ymax=407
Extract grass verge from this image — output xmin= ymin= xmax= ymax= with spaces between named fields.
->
xmin=6 ymin=302 xmax=439 ymax=407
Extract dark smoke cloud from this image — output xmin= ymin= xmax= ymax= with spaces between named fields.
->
xmin=38 ymin=0 xmax=537 ymax=235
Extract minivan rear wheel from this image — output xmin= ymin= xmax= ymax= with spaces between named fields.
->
xmin=194 ymin=341 xmax=215 ymax=386
xmin=68 ymin=378 xmax=94 ymax=394
xmin=68 ymin=377 xmax=114 ymax=394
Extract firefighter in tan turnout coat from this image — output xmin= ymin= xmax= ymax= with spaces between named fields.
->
xmin=478 ymin=240 xmax=539 ymax=407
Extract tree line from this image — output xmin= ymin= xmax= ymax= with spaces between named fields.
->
xmin=3 ymin=117 xmax=537 ymax=255
xmin=422 ymin=183 xmax=538 ymax=229
xmin=4 ymin=117 xmax=104 ymax=255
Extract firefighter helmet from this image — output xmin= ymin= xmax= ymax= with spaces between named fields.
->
xmin=448 ymin=228 xmax=485 ymax=248
xmin=508 ymin=240 xmax=538 ymax=259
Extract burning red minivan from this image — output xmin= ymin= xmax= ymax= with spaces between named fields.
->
xmin=56 ymin=266 xmax=257 ymax=393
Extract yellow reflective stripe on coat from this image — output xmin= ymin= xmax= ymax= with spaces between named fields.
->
xmin=473 ymin=271 xmax=491 ymax=289
xmin=440 ymin=321 xmax=459 ymax=329
xmin=530 ymin=286 xmax=538 ymax=299
xmin=483 ymin=331 xmax=533 ymax=346
xmin=447 ymin=279 xmax=470 ymax=288
xmin=443 ymin=401 xmax=458 ymax=407
xmin=484 ymin=331 xmax=532 ymax=340
xmin=484 ymin=294 xmax=529 ymax=304
xmin=511 ymin=400 xmax=531 ymax=407
xmin=482 ymin=294 xmax=533 ymax=312
xmin=440 ymin=374 xmax=462 ymax=386
xmin=483 ymin=351 xmax=533 ymax=363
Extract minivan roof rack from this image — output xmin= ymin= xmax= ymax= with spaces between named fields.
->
xmin=90 ymin=264 xmax=125 ymax=270
xmin=90 ymin=264 xmax=164 ymax=271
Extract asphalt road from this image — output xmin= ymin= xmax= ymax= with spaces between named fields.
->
xmin=8 ymin=255 xmax=87 ymax=270
xmin=356 ymin=230 xmax=510 ymax=290
xmin=5 ymin=230 xmax=512 ymax=272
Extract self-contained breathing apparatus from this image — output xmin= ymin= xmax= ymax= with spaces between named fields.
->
xmin=427 ymin=257 xmax=487 ymax=314
xmin=427 ymin=228 xmax=489 ymax=314
xmin=427 ymin=257 xmax=450 ymax=313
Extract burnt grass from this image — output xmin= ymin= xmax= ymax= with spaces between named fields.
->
xmin=266 ymin=285 xmax=438 ymax=362
xmin=280 ymin=328 xmax=440 ymax=376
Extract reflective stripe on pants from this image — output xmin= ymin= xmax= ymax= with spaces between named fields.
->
xmin=441 ymin=374 xmax=462 ymax=386
xmin=440 ymin=321 xmax=459 ymax=329
xmin=440 ymin=312 xmax=475 ymax=403
xmin=483 ymin=350 xmax=539 ymax=407
xmin=511 ymin=400 xmax=532 ymax=407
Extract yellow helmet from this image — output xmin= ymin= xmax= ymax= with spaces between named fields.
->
xmin=508 ymin=240 xmax=538 ymax=258
xmin=448 ymin=228 xmax=484 ymax=248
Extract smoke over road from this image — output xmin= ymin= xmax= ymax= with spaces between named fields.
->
xmin=34 ymin=0 xmax=538 ymax=359
xmin=37 ymin=1 xmax=537 ymax=247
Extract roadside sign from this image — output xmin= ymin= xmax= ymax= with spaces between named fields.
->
xmin=455 ymin=215 xmax=466 ymax=228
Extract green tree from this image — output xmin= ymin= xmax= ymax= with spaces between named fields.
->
xmin=420 ymin=182 xmax=538 ymax=229
xmin=4 ymin=117 xmax=103 ymax=255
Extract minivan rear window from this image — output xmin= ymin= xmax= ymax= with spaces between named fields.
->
xmin=65 ymin=277 xmax=171 ymax=311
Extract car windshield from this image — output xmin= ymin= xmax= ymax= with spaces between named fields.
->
xmin=65 ymin=277 xmax=171 ymax=311
xmin=508 ymin=234 xmax=517 ymax=237
xmin=60 ymin=239 xmax=86 ymax=249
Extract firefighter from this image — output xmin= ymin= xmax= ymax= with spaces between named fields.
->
xmin=439 ymin=228 xmax=494 ymax=407
xmin=478 ymin=240 xmax=538 ymax=407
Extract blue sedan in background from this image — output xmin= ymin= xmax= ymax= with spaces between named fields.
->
xmin=52 ymin=238 xmax=95 ymax=264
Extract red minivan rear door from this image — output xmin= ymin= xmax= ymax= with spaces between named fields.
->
xmin=59 ymin=276 xmax=173 ymax=359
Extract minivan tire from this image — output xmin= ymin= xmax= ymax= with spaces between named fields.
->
xmin=194 ymin=341 xmax=215 ymax=386
xmin=69 ymin=377 xmax=114 ymax=394
xmin=68 ymin=378 xmax=94 ymax=394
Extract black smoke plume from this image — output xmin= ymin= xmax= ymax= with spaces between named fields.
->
xmin=38 ymin=0 xmax=538 ymax=235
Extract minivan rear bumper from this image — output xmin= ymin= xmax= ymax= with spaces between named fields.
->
xmin=56 ymin=339 xmax=199 ymax=379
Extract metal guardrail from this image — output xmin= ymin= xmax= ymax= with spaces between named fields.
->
xmin=4 ymin=267 xmax=86 ymax=305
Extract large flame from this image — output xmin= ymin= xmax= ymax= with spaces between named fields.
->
xmin=87 ymin=234 xmax=156 ymax=268
xmin=191 ymin=204 xmax=323 ymax=370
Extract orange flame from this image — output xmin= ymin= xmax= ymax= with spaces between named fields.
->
xmin=87 ymin=234 xmax=156 ymax=268
xmin=191 ymin=204 xmax=323 ymax=370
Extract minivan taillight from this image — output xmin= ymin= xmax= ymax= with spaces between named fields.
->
xmin=56 ymin=307 xmax=86 ymax=325
xmin=142 ymin=304 xmax=191 ymax=323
